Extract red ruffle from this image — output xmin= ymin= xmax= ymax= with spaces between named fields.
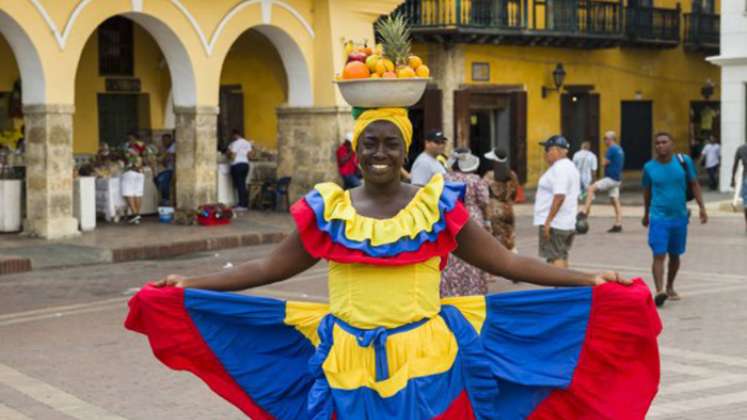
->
xmin=290 ymin=198 xmax=470 ymax=269
xmin=433 ymin=391 xmax=475 ymax=420
xmin=124 ymin=286 xmax=274 ymax=420
xmin=529 ymin=279 xmax=662 ymax=420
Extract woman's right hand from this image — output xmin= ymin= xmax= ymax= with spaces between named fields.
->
xmin=153 ymin=274 xmax=188 ymax=288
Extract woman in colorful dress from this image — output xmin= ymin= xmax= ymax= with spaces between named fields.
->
xmin=483 ymin=148 xmax=520 ymax=252
xmin=126 ymin=108 xmax=661 ymax=419
xmin=441 ymin=148 xmax=492 ymax=297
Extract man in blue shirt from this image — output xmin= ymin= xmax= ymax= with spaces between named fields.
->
xmin=579 ymin=131 xmax=625 ymax=233
xmin=642 ymin=132 xmax=707 ymax=307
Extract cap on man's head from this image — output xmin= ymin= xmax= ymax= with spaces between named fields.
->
xmin=539 ymin=135 xmax=570 ymax=150
xmin=425 ymin=130 xmax=447 ymax=143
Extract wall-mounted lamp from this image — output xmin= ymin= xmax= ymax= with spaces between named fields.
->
xmin=542 ymin=63 xmax=566 ymax=98
xmin=701 ymin=79 xmax=714 ymax=101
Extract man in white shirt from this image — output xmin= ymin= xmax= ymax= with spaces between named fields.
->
xmin=410 ymin=130 xmax=447 ymax=186
xmin=572 ymin=141 xmax=598 ymax=200
xmin=227 ymin=129 xmax=253 ymax=210
xmin=699 ymin=137 xmax=720 ymax=191
xmin=534 ymin=135 xmax=580 ymax=268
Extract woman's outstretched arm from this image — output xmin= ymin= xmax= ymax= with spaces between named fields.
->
xmin=453 ymin=219 xmax=628 ymax=287
xmin=155 ymin=231 xmax=319 ymax=291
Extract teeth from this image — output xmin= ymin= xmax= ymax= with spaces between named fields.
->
xmin=372 ymin=164 xmax=389 ymax=170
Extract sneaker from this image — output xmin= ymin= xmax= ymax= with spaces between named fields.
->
xmin=128 ymin=215 xmax=141 ymax=224
xmin=607 ymin=225 xmax=623 ymax=233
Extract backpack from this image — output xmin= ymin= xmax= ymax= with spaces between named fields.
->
xmin=676 ymin=154 xmax=695 ymax=202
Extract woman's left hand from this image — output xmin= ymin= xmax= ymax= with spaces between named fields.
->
xmin=591 ymin=271 xmax=632 ymax=286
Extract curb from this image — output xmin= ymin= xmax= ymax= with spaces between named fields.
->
xmin=0 ymin=256 xmax=32 ymax=275
xmin=110 ymin=231 xmax=288 ymax=264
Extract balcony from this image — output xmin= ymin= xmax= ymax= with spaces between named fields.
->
xmin=389 ymin=0 xmax=625 ymax=48
xmin=684 ymin=12 xmax=719 ymax=54
xmin=624 ymin=5 xmax=680 ymax=48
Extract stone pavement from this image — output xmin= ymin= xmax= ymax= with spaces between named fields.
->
xmin=0 ymin=211 xmax=293 ymax=272
xmin=0 ymin=211 xmax=745 ymax=419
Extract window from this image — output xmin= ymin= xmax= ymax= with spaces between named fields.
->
xmin=98 ymin=16 xmax=134 ymax=76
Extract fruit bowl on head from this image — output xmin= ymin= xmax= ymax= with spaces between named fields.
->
xmin=334 ymin=78 xmax=431 ymax=108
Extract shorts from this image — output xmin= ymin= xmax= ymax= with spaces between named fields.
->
xmin=592 ymin=177 xmax=621 ymax=199
xmin=121 ymin=170 xmax=145 ymax=197
xmin=538 ymin=227 xmax=575 ymax=262
xmin=648 ymin=217 xmax=688 ymax=256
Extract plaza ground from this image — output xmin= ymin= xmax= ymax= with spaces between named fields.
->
xmin=0 ymin=210 xmax=745 ymax=419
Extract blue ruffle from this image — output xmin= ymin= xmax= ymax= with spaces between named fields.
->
xmin=303 ymin=182 xmax=465 ymax=258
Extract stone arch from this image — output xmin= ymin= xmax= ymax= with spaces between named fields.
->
xmin=251 ymin=24 xmax=312 ymax=107
xmin=215 ymin=18 xmax=313 ymax=107
xmin=66 ymin=9 xmax=198 ymax=108
xmin=0 ymin=11 xmax=45 ymax=104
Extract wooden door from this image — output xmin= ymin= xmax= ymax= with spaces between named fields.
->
xmin=218 ymin=85 xmax=244 ymax=150
xmin=562 ymin=92 xmax=600 ymax=156
xmin=510 ymin=91 xmax=527 ymax=183
xmin=98 ymin=93 xmax=138 ymax=147
xmin=621 ymin=101 xmax=652 ymax=170
xmin=454 ymin=89 xmax=471 ymax=148
xmin=407 ymin=87 xmax=442 ymax=168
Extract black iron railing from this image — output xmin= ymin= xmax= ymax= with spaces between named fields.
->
xmin=625 ymin=5 xmax=680 ymax=43
xmin=684 ymin=12 xmax=719 ymax=49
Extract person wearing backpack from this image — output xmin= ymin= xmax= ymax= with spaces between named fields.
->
xmin=642 ymin=132 xmax=707 ymax=307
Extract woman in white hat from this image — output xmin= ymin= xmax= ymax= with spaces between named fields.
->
xmin=483 ymin=148 xmax=519 ymax=253
xmin=440 ymin=147 xmax=492 ymax=297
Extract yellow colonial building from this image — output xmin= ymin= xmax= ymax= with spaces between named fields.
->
xmin=395 ymin=0 xmax=720 ymax=184
xmin=0 ymin=0 xmax=400 ymax=238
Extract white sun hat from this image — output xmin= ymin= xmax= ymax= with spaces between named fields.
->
xmin=343 ymin=131 xmax=353 ymax=143
xmin=448 ymin=149 xmax=480 ymax=173
xmin=484 ymin=148 xmax=508 ymax=163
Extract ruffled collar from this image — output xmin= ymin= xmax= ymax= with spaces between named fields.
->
xmin=310 ymin=175 xmax=450 ymax=246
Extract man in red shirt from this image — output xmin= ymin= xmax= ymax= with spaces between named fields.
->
xmin=337 ymin=132 xmax=361 ymax=189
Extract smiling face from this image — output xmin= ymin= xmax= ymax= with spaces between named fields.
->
xmin=355 ymin=120 xmax=406 ymax=185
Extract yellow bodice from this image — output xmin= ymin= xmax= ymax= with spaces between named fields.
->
xmin=328 ymin=257 xmax=442 ymax=329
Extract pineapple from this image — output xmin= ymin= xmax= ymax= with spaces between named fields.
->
xmin=375 ymin=14 xmax=411 ymax=67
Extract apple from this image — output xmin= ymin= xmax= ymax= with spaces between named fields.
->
xmin=347 ymin=51 xmax=367 ymax=63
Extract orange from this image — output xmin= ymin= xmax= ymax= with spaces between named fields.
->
xmin=415 ymin=65 xmax=430 ymax=78
xmin=369 ymin=73 xmax=381 ymax=78
xmin=382 ymin=71 xmax=397 ymax=79
xmin=374 ymin=60 xmax=387 ymax=75
xmin=408 ymin=55 xmax=423 ymax=69
xmin=396 ymin=66 xmax=416 ymax=78
xmin=342 ymin=61 xmax=370 ymax=79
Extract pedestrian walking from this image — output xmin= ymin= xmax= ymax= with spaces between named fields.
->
xmin=699 ymin=137 xmax=720 ymax=191
xmin=440 ymin=148 xmax=491 ymax=297
xmin=731 ymin=141 xmax=747 ymax=233
xmin=227 ymin=129 xmax=253 ymax=211
xmin=483 ymin=148 xmax=519 ymax=252
xmin=154 ymin=133 xmax=176 ymax=206
xmin=121 ymin=132 xmax=146 ymax=224
xmin=409 ymin=129 xmax=447 ymax=186
xmin=534 ymin=135 xmax=580 ymax=268
xmin=572 ymin=141 xmax=598 ymax=201
xmin=579 ymin=131 xmax=625 ymax=232
xmin=642 ymin=133 xmax=707 ymax=307
xmin=336 ymin=132 xmax=362 ymax=189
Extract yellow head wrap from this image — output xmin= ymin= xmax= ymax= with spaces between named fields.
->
xmin=351 ymin=108 xmax=413 ymax=152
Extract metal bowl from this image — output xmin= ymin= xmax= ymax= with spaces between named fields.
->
xmin=334 ymin=78 xmax=431 ymax=108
